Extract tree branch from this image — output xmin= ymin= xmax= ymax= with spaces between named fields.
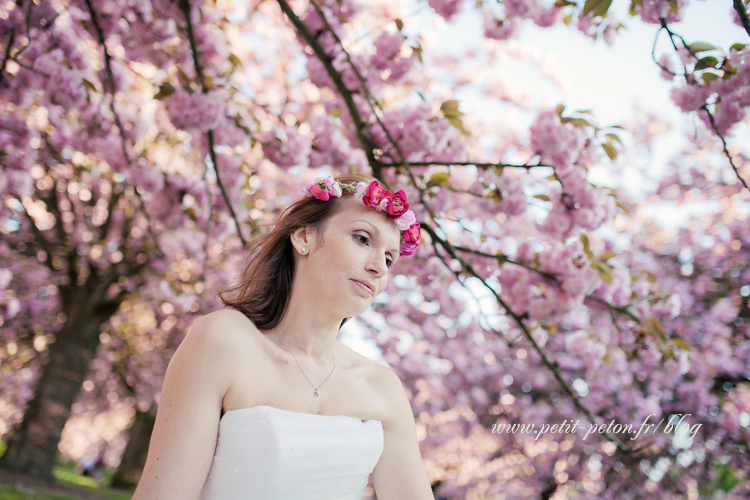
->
xmin=734 ymin=0 xmax=750 ymax=38
xmin=275 ymin=0 xmax=378 ymax=167
xmin=178 ymin=0 xmax=247 ymax=248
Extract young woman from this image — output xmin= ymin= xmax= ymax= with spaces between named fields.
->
xmin=132 ymin=174 xmax=434 ymax=499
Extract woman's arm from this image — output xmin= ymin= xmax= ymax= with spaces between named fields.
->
xmin=372 ymin=369 xmax=434 ymax=500
xmin=131 ymin=311 xmax=237 ymax=500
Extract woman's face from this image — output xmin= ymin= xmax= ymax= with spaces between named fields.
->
xmin=295 ymin=197 xmax=403 ymax=318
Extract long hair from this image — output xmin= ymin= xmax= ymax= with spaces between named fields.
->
xmin=217 ymin=173 xmax=376 ymax=332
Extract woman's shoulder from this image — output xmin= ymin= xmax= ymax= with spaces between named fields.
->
xmin=186 ymin=309 xmax=264 ymax=352
xmin=338 ymin=345 xmax=407 ymax=416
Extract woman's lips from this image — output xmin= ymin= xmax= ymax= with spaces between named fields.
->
xmin=352 ymin=279 xmax=374 ymax=295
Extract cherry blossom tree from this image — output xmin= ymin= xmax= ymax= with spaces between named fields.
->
xmin=1 ymin=0 xmax=748 ymax=497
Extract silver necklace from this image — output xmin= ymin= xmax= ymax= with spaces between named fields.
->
xmin=276 ymin=328 xmax=335 ymax=398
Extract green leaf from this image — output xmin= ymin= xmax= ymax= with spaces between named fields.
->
xmin=447 ymin=116 xmax=470 ymax=136
xmin=702 ymin=71 xmax=720 ymax=84
xmin=602 ymin=142 xmax=617 ymax=160
xmin=533 ymin=194 xmax=551 ymax=202
xmin=229 ymin=53 xmax=243 ymax=68
xmin=154 ymin=82 xmax=176 ymax=100
xmin=426 ymin=172 xmax=451 ymax=189
xmin=595 ymin=262 xmax=613 ymax=284
xmin=730 ymin=43 xmax=746 ymax=53
xmin=441 ymin=100 xmax=460 ymax=113
xmin=694 ymin=56 xmax=719 ymax=70
xmin=647 ymin=316 xmax=667 ymax=345
xmin=562 ymin=117 xmax=592 ymax=128
xmin=554 ymin=0 xmax=576 ymax=6
xmin=82 ymin=79 xmax=98 ymax=92
xmin=605 ymin=133 xmax=623 ymax=145
xmin=672 ymin=338 xmax=691 ymax=351
xmin=580 ymin=233 xmax=594 ymax=261
xmin=412 ymin=42 xmax=423 ymax=63
xmin=628 ymin=0 xmax=639 ymax=15
xmin=555 ymin=104 xmax=566 ymax=117
xmin=599 ymin=250 xmax=617 ymax=261
xmin=716 ymin=463 xmax=739 ymax=492
xmin=668 ymin=0 xmax=679 ymax=14
xmin=582 ymin=0 xmax=613 ymax=17
xmin=495 ymin=166 xmax=504 ymax=178
xmin=689 ymin=41 xmax=717 ymax=53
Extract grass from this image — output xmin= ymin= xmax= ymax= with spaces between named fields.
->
xmin=0 ymin=452 xmax=132 ymax=500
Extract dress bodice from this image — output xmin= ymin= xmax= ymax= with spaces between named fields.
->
xmin=198 ymin=405 xmax=384 ymax=500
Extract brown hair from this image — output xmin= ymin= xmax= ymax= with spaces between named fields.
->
xmin=217 ymin=173 xmax=376 ymax=332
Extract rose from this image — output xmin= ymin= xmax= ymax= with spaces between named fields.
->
xmin=310 ymin=183 xmax=330 ymax=201
xmin=394 ymin=210 xmax=416 ymax=231
xmin=387 ymin=190 xmax=409 ymax=217
xmin=404 ymin=221 xmax=420 ymax=243
xmin=399 ymin=222 xmax=421 ymax=255
xmin=362 ymin=180 xmax=392 ymax=207
xmin=400 ymin=237 xmax=419 ymax=256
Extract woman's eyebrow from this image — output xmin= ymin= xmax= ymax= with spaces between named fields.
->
xmin=351 ymin=219 xmax=399 ymax=256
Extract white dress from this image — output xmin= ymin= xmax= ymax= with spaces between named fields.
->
xmin=198 ymin=405 xmax=384 ymax=500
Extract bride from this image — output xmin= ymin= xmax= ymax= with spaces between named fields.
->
xmin=132 ymin=174 xmax=434 ymax=499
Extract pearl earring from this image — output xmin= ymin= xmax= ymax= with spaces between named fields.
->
xmin=300 ymin=246 xmax=308 ymax=254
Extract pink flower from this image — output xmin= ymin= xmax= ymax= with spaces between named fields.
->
xmin=404 ymin=222 xmax=421 ymax=244
xmin=353 ymin=182 xmax=367 ymax=199
xmin=400 ymin=237 xmax=419 ymax=256
xmin=394 ymin=210 xmax=416 ymax=231
xmin=303 ymin=176 xmax=341 ymax=201
xmin=310 ymin=184 xmax=330 ymax=201
xmin=387 ymin=190 xmax=409 ymax=217
xmin=400 ymin=222 xmax=421 ymax=256
xmin=362 ymin=180 xmax=392 ymax=207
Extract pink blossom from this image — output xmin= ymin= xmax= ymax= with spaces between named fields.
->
xmin=504 ymin=0 xmax=534 ymax=18
xmin=533 ymin=7 xmax=563 ymax=28
xmin=260 ymin=126 xmax=312 ymax=170
xmin=635 ymin=0 xmax=687 ymax=24
xmin=428 ymin=0 xmax=465 ymax=21
xmin=167 ymin=88 xmax=224 ymax=132
xmin=529 ymin=109 xmax=585 ymax=169
xmin=483 ymin=12 xmax=521 ymax=41
xmin=670 ymin=84 xmax=712 ymax=113
xmin=372 ymin=32 xmax=405 ymax=70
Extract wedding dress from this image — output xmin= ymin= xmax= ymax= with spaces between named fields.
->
xmin=198 ymin=405 xmax=384 ymax=500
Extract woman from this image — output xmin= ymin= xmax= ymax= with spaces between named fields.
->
xmin=132 ymin=173 xmax=434 ymax=499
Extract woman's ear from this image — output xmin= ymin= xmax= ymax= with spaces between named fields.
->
xmin=290 ymin=226 xmax=314 ymax=255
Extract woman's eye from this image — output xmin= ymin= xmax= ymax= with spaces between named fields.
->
xmin=386 ymin=257 xmax=393 ymax=268
xmin=354 ymin=234 xmax=369 ymax=245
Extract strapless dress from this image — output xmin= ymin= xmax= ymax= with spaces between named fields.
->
xmin=198 ymin=405 xmax=384 ymax=500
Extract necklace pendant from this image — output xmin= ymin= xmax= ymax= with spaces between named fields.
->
xmin=314 ymin=388 xmax=320 ymax=397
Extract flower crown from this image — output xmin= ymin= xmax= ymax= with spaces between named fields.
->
xmin=303 ymin=177 xmax=420 ymax=256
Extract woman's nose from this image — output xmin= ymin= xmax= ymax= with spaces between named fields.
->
xmin=367 ymin=255 xmax=387 ymax=276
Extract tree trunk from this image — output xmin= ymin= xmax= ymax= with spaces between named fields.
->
xmin=110 ymin=408 xmax=155 ymax=489
xmin=0 ymin=280 xmax=121 ymax=483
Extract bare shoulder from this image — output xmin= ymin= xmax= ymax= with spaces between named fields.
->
xmin=348 ymin=352 xmax=412 ymax=428
xmin=189 ymin=309 xmax=263 ymax=351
